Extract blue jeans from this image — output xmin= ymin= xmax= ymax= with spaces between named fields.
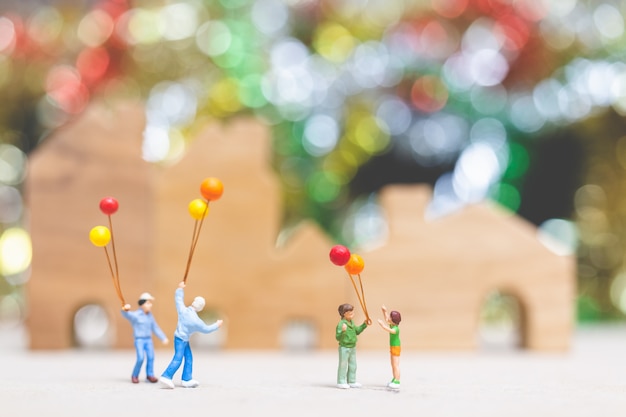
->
xmin=161 ymin=336 xmax=194 ymax=381
xmin=132 ymin=337 xmax=155 ymax=377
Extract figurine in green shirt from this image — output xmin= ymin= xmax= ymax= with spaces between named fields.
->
xmin=378 ymin=304 xmax=401 ymax=389
xmin=336 ymin=303 xmax=369 ymax=389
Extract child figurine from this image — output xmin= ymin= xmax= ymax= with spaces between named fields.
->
xmin=336 ymin=303 xmax=369 ymax=389
xmin=159 ymin=281 xmax=223 ymax=389
xmin=121 ymin=292 xmax=169 ymax=384
xmin=377 ymin=305 xmax=401 ymax=389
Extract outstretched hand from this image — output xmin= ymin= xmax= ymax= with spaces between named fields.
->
xmin=122 ymin=304 xmax=131 ymax=311
xmin=216 ymin=320 xmax=224 ymax=328
xmin=178 ymin=281 xmax=186 ymax=289
xmin=365 ymin=319 xmax=372 ymax=326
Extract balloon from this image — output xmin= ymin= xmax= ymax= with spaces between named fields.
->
xmin=200 ymin=177 xmax=224 ymax=201
xmin=189 ymin=198 xmax=209 ymax=220
xmin=329 ymin=245 xmax=351 ymax=266
xmin=89 ymin=226 xmax=111 ymax=247
xmin=345 ymin=254 xmax=364 ymax=275
xmin=99 ymin=197 xmax=119 ymax=215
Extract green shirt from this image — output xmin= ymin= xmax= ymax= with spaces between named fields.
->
xmin=336 ymin=318 xmax=368 ymax=348
xmin=389 ymin=325 xmax=400 ymax=347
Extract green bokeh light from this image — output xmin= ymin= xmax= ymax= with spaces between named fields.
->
xmin=491 ymin=182 xmax=521 ymax=212
xmin=307 ymin=171 xmax=341 ymax=204
xmin=504 ymin=142 xmax=529 ymax=180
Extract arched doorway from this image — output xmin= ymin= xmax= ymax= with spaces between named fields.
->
xmin=477 ymin=290 xmax=526 ymax=350
xmin=72 ymin=303 xmax=114 ymax=348
xmin=280 ymin=318 xmax=318 ymax=351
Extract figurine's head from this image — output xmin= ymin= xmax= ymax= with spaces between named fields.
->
xmin=191 ymin=296 xmax=206 ymax=312
xmin=338 ymin=303 xmax=354 ymax=319
xmin=390 ymin=310 xmax=401 ymax=325
xmin=138 ymin=292 xmax=155 ymax=313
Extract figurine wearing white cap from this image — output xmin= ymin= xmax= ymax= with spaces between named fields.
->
xmin=121 ymin=292 xmax=169 ymax=383
xmin=159 ymin=281 xmax=223 ymax=389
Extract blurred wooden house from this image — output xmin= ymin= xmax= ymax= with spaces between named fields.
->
xmin=26 ymin=104 xmax=575 ymax=351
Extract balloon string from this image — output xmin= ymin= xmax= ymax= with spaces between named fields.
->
xmin=182 ymin=220 xmax=199 ymax=283
xmin=357 ymin=273 xmax=370 ymax=322
xmin=182 ymin=201 xmax=210 ymax=283
xmin=104 ymin=246 xmax=125 ymax=306
xmin=347 ymin=272 xmax=369 ymax=323
xmin=190 ymin=203 xmax=208 ymax=258
xmin=108 ymin=215 xmax=122 ymax=300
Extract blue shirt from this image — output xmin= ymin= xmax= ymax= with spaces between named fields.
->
xmin=173 ymin=288 xmax=220 ymax=342
xmin=121 ymin=309 xmax=167 ymax=341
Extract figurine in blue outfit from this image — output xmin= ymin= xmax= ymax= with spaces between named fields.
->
xmin=121 ymin=292 xmax=169 ymax=383
xmin=159 ymin=281 xmax=223 ymax=389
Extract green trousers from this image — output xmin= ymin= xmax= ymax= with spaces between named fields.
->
xmin=337 ymin=346 xmax=357 ymax=384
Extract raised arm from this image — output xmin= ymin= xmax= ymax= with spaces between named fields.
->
xmin=120 ymin=305 xmax=135 ymax=323
xmin=174 ymin=282 xmax=186 ymax=314
xmin=377 ymin=319 xmax=396 ymax=334
xmin=381 ymin=304 xmax=390 ymax=322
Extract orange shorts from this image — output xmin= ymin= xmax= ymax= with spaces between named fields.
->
xmin=390 ymin=346 xmax=401 ymax=356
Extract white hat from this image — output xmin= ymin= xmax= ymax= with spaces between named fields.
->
xmin=191 ymin=296 xmax=205 ymax=312
xmin=139 ymin=292 xmax=155 ymax=301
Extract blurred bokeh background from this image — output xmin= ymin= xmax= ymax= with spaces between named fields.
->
xmin=2 ymin=0 xmax=626 ymax=347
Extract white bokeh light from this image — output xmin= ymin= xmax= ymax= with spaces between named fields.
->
xmin=303 ymin=114 xmax=340 ymax=156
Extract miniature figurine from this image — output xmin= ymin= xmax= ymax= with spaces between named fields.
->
xmin=121 ymin=292 xmax=169 ymax=384
xmin=159 ymin=281 xmax=223 ymax=389
xmin=336 ymin=303 xmax=369 ymax=389
xmin=377 ymin=304 xmax=401 ymax=389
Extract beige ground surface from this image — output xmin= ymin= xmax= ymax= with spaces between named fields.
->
xmin=1 ymin=325 xmax=626 ymax=417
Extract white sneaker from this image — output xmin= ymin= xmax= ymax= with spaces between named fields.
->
xmin=159 ymin=377 xmax=174 ymax=389
xmin=349 ymin=382 xmax=362 ymax=388
xmin=387 ymin=381 xmax=400 ymax=389
xmin=336 ymin=383 xmax=350 ymax=389
xmin=182 ymin=379 xmax=199 ymax=388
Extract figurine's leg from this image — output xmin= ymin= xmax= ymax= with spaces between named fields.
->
xmin=161 ymin=337 xmax=185 ymax=379
xmin=145 ymin=340 xmax=156 ymax=377
xmin=347 ymin=347 xmax=357 ymax=384
xmin=181 ymin=342 xmax=193 ymax=381
xmin=391 ymin=354 xmax=400 ymax=382
xmin=337 ymin=346 xmax=349 ymax=384
xmin=132 ymin=338 xmax=146 ymax=378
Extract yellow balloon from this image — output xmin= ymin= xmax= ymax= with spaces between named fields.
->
xmin=188 ymin=198 xmax=209 ymax=220
xmin=89 ymin=226 xmax=111 ymax=247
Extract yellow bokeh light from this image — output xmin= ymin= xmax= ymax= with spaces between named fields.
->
xmin=210 ymin=78 xmax=242 ymax=115
xmin=0 ymin=227 xmax=32 ymax=276
xmin=351 ymin=114 xmax=390 ymax=155
xmin=164 ymin=127 xmax=187 ymax=165
xmin=77 ymin=10 xmax=114 ymax=48
xmin=0 ymin=56 xmax=12 ymax=89
xmin=27 ymin=6 xmax=64 ymax=45
xmin=127 ymin=8 xmax=162 ymax=45
xmin=313 ymin=23 xmax=355 ymax=63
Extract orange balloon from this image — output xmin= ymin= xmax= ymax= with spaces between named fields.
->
xmin=200 ymin=177 xmax=224 ymax=201
xmin=188 ymin=199 xmax=209 ymax=220
xmin=344 ymin=254 xmax=364 ymax=275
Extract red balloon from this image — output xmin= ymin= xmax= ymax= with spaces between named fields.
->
xmin=99 ymin=197 xmax=119 ymax=215
xmin=329 ymin=245 xmax=351 ymax=266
